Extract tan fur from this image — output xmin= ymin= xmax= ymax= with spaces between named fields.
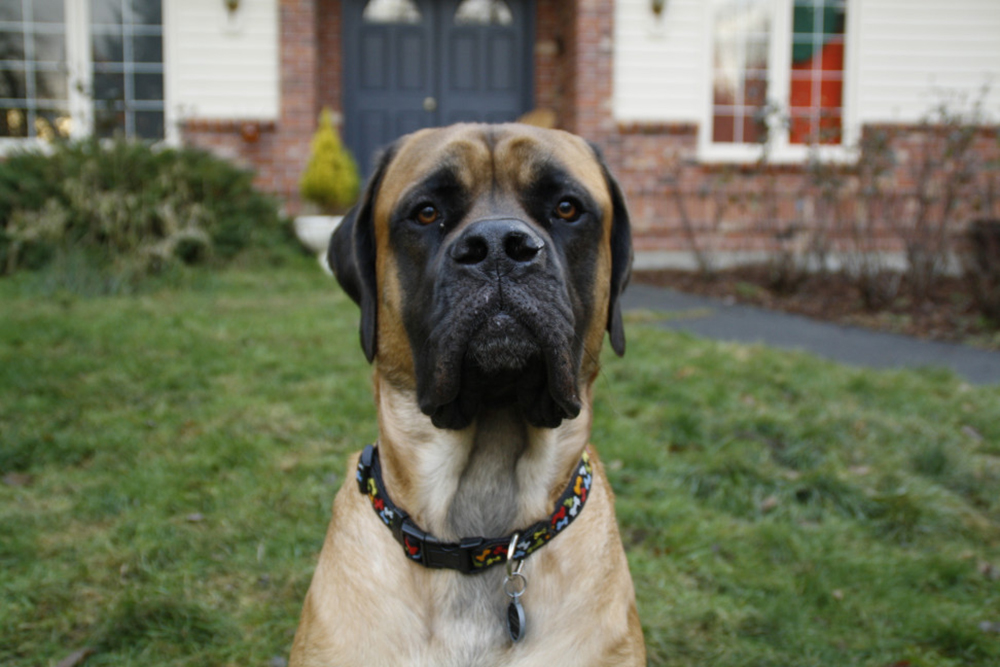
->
xmin=290 ymin=125 xmax=645 ymax=666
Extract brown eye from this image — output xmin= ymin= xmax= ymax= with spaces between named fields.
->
xmin=416 ymin=205 xmax=440 ymax=225
xmin=554 ymin=199 xmax=580 ymax=221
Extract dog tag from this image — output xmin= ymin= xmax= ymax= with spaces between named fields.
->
xmin=507 ymin=597 xmax=526 ymax=642
xmin=504 ymin=533 xmax=527 ymax=643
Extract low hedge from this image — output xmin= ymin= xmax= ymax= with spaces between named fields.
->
xmin=0 ymin=138 xmax=290 ymax=286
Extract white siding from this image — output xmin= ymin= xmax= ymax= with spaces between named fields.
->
xmin=165 ymin=0 xmax=280 ymax=123
xmin=613 ymin=0 xmax=708 ymax=123
xmin=613 ymin=0 xmax=1000 ymax=127
xmin=855 ymin=0 xmax=1000 ymax=122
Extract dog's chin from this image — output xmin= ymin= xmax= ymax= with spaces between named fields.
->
xmin=419 ymin=313 xmax=582 ymax=430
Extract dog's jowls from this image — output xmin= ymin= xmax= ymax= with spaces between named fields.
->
xmin=289 ymin=124 xmax=645 ymax=666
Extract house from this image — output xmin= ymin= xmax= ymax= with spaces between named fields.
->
xmin=3 ymin=0 xmax=999 ymax=264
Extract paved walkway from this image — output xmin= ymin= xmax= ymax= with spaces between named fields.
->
xmin=622 ymin=283 xmax=1000 ymax=386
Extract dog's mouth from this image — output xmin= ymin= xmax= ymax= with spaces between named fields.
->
xmin=414 ymin=281 xmax=582 ymax=430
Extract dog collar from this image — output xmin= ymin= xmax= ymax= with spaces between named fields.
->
xmin=356 ymin=443 xmax=593 ymax=575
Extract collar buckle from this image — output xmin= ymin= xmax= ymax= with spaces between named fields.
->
xmin=397 ymin=517 xmax=484 ymax=574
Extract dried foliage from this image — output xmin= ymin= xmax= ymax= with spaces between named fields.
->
xmin=0 ymin=137 xmax=287 ymax=289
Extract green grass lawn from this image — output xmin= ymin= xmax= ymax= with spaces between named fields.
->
xmin=2 ymin=256 xmax=999 ymax=666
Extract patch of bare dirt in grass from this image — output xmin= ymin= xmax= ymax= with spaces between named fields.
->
xmin=633 ymin=266 xmax=1000 ymax=351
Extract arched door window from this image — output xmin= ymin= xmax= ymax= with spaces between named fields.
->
xmin=362 ymin=0 xmax=422 ymax=24
xmin=453 ymin=0 xmax=512 ymax=26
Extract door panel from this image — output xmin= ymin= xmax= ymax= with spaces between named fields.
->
xmin=437 ymin=0 xmax=529 ymax=126
xmin=344 ymin=0 xmax=437 ymax=175
xmin=487 ymin=34 xmax=515 ymax=91
xmin=343 ymin=0 xmax=533 ymax=176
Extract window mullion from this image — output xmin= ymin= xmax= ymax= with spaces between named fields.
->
xmin=769 ymin=0 xmax=792 ymax=154
xmin=23 ymin=0 xmax=37 ymax=137
xmin=65 ymin=0 xmax=92 ymax=138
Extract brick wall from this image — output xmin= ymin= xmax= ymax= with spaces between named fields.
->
xmin=182 ymin=0 xmax=331 ymax=215
xmin=316 ymin=0 xmax=342 ymax=117
xmin=604 ymin=122 xmax=1000 ymax=255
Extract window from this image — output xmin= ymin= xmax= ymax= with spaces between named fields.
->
xmin=0 ymin=0 xmax=71 ymax=139
xmin=710 ymin=0 xmax=770 ymax=145
xmin=0 ymin=0 xmax=165 ymax=143
xmin=703 ymin=0 xmax=852 ymax=161
xmin=91 ymin=0 xmax=165 ymax=139
xmin=362 ymin=0 xmax=422 ymax=24
xmin=454 ymin=0 xmax=513 ymax=26
xmin=788 ymin=0 xmax=845 ymax=145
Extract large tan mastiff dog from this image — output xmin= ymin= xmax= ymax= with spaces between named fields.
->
xmin=289 ymin=124 xmax=645 ymax=666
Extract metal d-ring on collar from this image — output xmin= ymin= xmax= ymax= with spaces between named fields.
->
xmin=355 ymin=443 xmax=594 ymax=576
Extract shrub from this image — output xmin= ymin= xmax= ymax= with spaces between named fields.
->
xmin=962 ymin=218 xmax=1000 ymax=323
xmin=0 ymin=137 xmax=288 ymax=285
xmin=299 ymin=108 xmax=361 ymax=213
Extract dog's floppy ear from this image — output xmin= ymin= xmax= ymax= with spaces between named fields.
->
xmin=328 ymin=143 xmax=398 ymax=363
xmin=590 ymin=144 xmax=633 ymax=357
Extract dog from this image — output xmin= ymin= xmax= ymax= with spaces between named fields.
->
xmin=289 ymin=123 xmax=645 ymax=666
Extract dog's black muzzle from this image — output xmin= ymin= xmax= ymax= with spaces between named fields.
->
xmin=414 ymin=217 xmax=582 ymax=431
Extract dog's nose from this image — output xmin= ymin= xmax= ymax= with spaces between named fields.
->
xmin=449 ymin=219 xmax=544 ymax=269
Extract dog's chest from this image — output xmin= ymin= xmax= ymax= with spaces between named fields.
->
xmin=409 ymin=573 xmax=513 ymax=667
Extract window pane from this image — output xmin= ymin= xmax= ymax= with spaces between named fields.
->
xmin=1 ymin=108 xmax=29 ymax=137
xmin=746 ymin=36 xmax=768 ymax=70
xmin=132 ymin=35 xmax=162 ymax=63
xmin=134 ymin=110 xmax=163 ymax=139
xmin=131 ymin=0 xmax=163 ymax=25
xmin=92 ymin=33 xmax=124 ymax=63
xmin=94 ymin=107 xmax=125 ymax=137
xmin=133 ymin=72 xmax=162 ymax=100
xmin=713 ymin=114 xmax=736 ymax=143
xmin=362 ymin=0 xmax=422 ymax=24
xmin=788 ymin=112 xmax=811 ymax=145
xmin=743 ymin=112 xmax=766 ymax=144
xmin=0 ymin=31 xmax=26 ymax=60
xmin=822 ymin=2 xmax=845 ymax=35
xmin=0 ymin=4 xmax=24 ymax=21
xmin=92 ymin=0 xmax=124 ymax=26
xmin=791 ymin=35 xmax=817 ymax=68
xmin=817 ymin=109 xmax=841 ymax=145
xmin=36 ymin=108 xmax=71 ymax=138
xmin=0 ymin=70 xmax=27 ymax=99
xmin=33 ymin=31 xmax=66 ymax=63
xmin=30 ymin=0 xmax=65 ymax=23
xmin=743 ymin=73 xmax=767 ymax=106
xmin=93 ymin=72 xmax=125 ymax=100
xmin=454 ymin=0 xmax=513 ymax=26
xmin=35 ymin=69 xmax=67 ymax=100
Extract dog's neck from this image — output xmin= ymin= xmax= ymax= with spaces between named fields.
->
xmin=373 ymin=376 xmax=593 ymax=542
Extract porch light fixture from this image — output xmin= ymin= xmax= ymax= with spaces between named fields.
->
xmin=651 ymin=0 xmax=666 ymax=16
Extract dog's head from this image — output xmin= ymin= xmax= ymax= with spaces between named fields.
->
xmin=330 ymin=124 xmax=631 ymax=430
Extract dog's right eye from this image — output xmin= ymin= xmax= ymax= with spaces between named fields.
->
xmin=415 ymin=205 xmax=440 ymax=226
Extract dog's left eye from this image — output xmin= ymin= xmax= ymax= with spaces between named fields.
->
xmin=553 ymin=198 xmax=582 ymax=222
xmin=415 ymin=205 xmax=440 ymax=226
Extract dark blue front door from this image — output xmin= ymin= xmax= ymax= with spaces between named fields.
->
xmin=343 ymin=0 xmax=534 ymax=176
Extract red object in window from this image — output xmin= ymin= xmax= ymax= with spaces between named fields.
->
xmin=789 ymin=40 xmax=844 ymax=144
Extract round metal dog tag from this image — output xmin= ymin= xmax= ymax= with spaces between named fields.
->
xmin=507 ymin=598 xmax=525 ymax=642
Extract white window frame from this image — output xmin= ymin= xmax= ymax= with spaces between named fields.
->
xmin=698 ymin=0 xmax=861 ymax=164
xmin=0 ymin=0 xmax=175 ymax=154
